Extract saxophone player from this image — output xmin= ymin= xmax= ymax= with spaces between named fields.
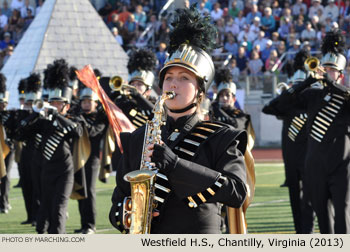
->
xmin=109 ymin=5 xmax=247 ymax=234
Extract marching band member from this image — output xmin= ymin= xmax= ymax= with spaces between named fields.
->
xmin=74 ymin=86 xmax=108 ymax=234
xmin=109 ymin=5 xmax=247 ymax=234
xmin=274 ymin=30 xmax=350 ymax=233
xmin=16 ymin=59 xmax=83 ymax=234
xmin=0 ymin=73 xmax=14 ymax=215
xmin=262 ymin=49 xmax=315 ymax=233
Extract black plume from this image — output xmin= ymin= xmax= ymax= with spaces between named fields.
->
xmin=46 ymin=59 xmax=69 ymax=89
xmin=0 ymin=73 xmax=6 ymax=93
xmin=214 ymin=67 xmax=232 ymax=86
xmin=168 ymin=4 xmax=218 ymax=55
xmin=43 ymin=67 xmax=50 ymax=89
xmin=69 ymin=66 xmax=78 ymax=81
xmin=293 ymin=49 xmax=309 ymax=72
xmin=127 ymin=48 xmax=157 ymax=73
xmin=321 ymin=29 xmax=346 ymax=55
xmin=94 ymin=68 xmax=102 ymax=78
xmin=26 ymin=72 xmax=41 ymax=93
xmin=18 ymin=78 xmax=27 ymax=94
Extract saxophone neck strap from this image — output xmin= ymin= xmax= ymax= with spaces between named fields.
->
xmin=168 ymin=103 xmax=196 ymax=113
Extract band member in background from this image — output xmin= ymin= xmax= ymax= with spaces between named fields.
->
xmin=17 ymin=72 xmax=42 ymax=226
xmin=109 ymin=5 xmax=247 ymax=234
xmin=209 ymin=67 xmax=255 ymax=233
xmin=16 ymin=59 xmax=83 ymax=234
xmin=0 ymin=73 xmax=15 ymax=214
xmin=74 ymin=87 xmax=108 ymax=234
xmin=274 ymin=30 xmax=350 ymax=233
xmin=262 ymin=49 xmax=315 ymax=234
xmin=111 ymin=49 xmax=158 ymax=172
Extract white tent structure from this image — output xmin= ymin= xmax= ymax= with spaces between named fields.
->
xmin=2 ymin=0 xmax=128 ymax=108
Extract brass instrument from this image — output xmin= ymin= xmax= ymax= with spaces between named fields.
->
xmin=122 ymin=91 xmax=176 ymax=234
xmin=304 ymin=57 xmax=325 ymax=73
xmin=275 ymin=82 xmax=289 ymax=95
xmin=109 ymin=75 xmax=136 ymax=92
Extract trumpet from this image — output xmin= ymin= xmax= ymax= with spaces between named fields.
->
xmin=276 ymin=82 xmax=289 ymax=95
xmin=304 ymin=57 xmax=325 ymax=73
xmin=109 ymin=75 xmax=136 ymax=92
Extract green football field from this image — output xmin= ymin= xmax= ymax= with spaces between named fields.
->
xmin=0 ymin=163 xmax=318 ymax=234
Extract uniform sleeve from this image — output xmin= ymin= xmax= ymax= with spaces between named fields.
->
xmin=167 ymin=128 xmax=248 ymax=208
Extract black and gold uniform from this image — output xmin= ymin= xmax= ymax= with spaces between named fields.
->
xmin=109 ymin=6 xmax=247 ymax=234
xmin=274 ymin=30 xmax=350 ymax=233
xmin=262 ymin=49 xmax=315 ymax=234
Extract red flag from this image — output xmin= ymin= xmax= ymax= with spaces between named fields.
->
xmin=76 ymin=65 xmax=135 ymax=153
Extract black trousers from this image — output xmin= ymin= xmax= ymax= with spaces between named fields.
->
xmin=78 ymin=157 xmax=99 ymax=230
xmin=38 ymin=165 xmax=74 ymax=234
xmin=305 ymin=137 xmax=350 ymax=234
xmin=0 ymin=150 xmax=15 ymax=210
xmin=283 ymin=140 xmax=315 ymax=234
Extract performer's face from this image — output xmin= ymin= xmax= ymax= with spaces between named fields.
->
xmin=0 ymin=102 xmax=7 ymax=111
xmin=50 ymin=100 xmax=70 ymax=115
xmin=130 ymin=80 xmax=149 ymax=97
xmin=81 ymin=98 xmax=97 ymax=114
xmin=162 ymin=66 xmax=199 ymax=113
xmin=325 ymin=66 xmax=344 ymax=84
xmin=218 ymin=89 xmax=236 ymax=108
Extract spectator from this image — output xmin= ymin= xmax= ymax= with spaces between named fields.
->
xmin=308 ymin=0 xmax=324 ymax=20
xmin=261 ymin=7 xmax=276 ymax=36
xmin=310 ymin=15 xmax=321 ymax=32
xmin=202 ymin=0 xmax=213 ymax=11
xmin=224 ymin=32 xmax=238 ymax=56
xmin=228 ymin=58 xmax=240 ymax=83
xmin=1 ymin=1 xmax=12 ymax=19
xmin=246 ymin=4 xmax=262 ymax=25
xmin=0 ymin=32 xmax=15 ymax=50
xmin=234 ymin=10 xmax=246 ymax=30
xmin=156 ymin=18 xmax=170 ymax=45
xmin=111 ymin=27 xmax=123 ymax=46
xmin=241 ymin=39 xmax=252 ymax=56
xmin=265 ymin=49 xmax=279 ymax=72
xmin=156 ymin=42 xmax=168 ymax=72
xmin=2 ymin=44 xmax=13 ymax=65
xmin=249 ymin=16 xmax=261 ymax=41
xmin=280 ymin=7 xmax=293 ymax=25
xmin=324 ymin=15 xmax=334 ymax=31
xmin=225 ymin=16 xmax=239 ymax=37
xmin=133 ymin=5 xmax=147 ymax=31
xmin=295 ymin=15 xmax=306 ymax=34
xmin=261 ymin=39 xmax=273 ymax=63
xmin=123 ymin=14 xmax=138 ymax=45
xmin=118 ymin=4 xmax=131 ymax=24
xmin=272 ymin=0 xmax=282 ymax=21
xmin=287 ymin=40 xmax=301 ymax=61
xmin=292 ymin=0 xmax=308 ymax=18
xmin=237 ymin=24 xmax=251 ymax=43
xmin=23 ymin=8 xmax=34 ymax=30
xmin=198 ymin=1 xmax=210 ymax=17
xmin=253 ymin=30 xmax=268 ymax=52
xmin=278 ymin=16 xmax=292 ymax=40
xmin=236 ymin=46 xmax=248 ymax=74
xmin=276 ymin=40 xmax=286 ymax=57
xmin=316 ymin=24 xmax=327 ymax=45
xmin=108 ymin=14 xmax=123 ymax=31
xmin=36 ymin=0 xmax=44 ymax=16
xmin=216 ymin=18 xmax=225 ymax=45
xmin=20 ymin=0 xmax=34 ymax=18
xmin=271 ymin=32 xmax=280 ymax=48
xmin=324 ymin=0 xmax=339 ymax=22
xmin=228 ymin=0 xmax=240 ymax=18
xmin=339 ymin=0 xmax=350 ymax=18
xmin=0 ymin=9 xmax=8 ymax=31
xmin=210 ymin=2 xmax=223 ymax=22
xmin=247 ymin=50 xmax=264 ymax=88
xmin=7 ymin=9 xmax=24 ymax=34
xmin=301 ymin=21 xmax=316 ymax=47
xmin=10 ymin=0 xmax=25 ymax=11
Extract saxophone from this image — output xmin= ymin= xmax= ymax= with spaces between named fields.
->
xmin=123 ymin=91 xmax=176 ymax=234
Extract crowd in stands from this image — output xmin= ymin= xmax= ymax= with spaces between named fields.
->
xmin=1 ymin=0 xmax=350 ymax=86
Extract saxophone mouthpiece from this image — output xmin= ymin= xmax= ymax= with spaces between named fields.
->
xmin=165 ymin=91 xmax=176 ymax=99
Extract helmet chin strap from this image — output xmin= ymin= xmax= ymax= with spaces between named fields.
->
xmin=167 ymin=90 xmax=200 ymax=114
